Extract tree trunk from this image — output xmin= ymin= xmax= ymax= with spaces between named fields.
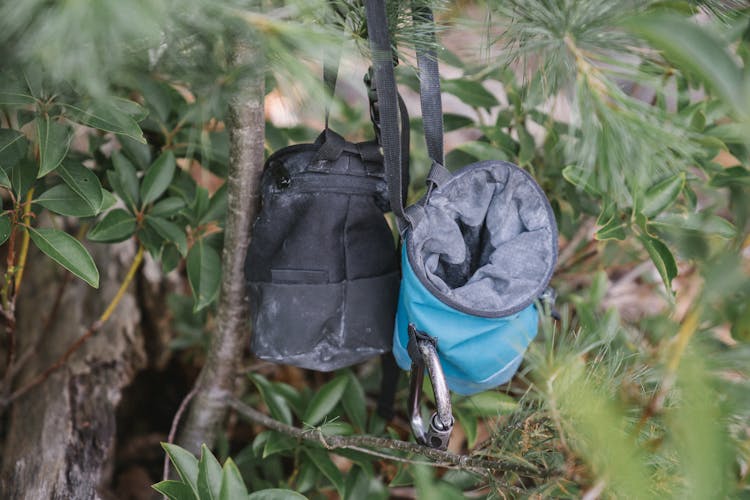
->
xmin=177 ymin=38 xmax=265 ymax=454
xmin=0 ymin=240 xmax=146 ymax=499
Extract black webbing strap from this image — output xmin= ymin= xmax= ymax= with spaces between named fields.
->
xmin=364 ymin=0 xmax=411 ymax=231
xmin=412 ymin=5 xmax=444 ymax=167
xmin=323 ymin=46 xmax=341 ymax=130
xmin=365 ymin=0 xmax=443 ymax=231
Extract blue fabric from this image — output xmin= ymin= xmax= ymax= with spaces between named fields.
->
xmin=394 ymin=247 xmax=539 ymax=395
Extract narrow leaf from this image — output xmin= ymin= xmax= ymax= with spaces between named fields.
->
xmin=302 ymin=375 xmax=348 ymax=426
xmin=455 ymin=391 xmax=518 ymax=416
xmin=342 ymin=372 xmax=367 ymax=431
xmin=162 ymin=443 xmax=200 ymax=499
xmin=248 ymin=374 xmax=293 ymax=425
xmin=562 ymin=165 xmax=599 ymax=195
xmin=36 ymin=184 xmax=99 ymax=217
xmin=218 ymin=458 xmax=249 ymax=500
xmin=596 ymin=216 xmax=628 ymax=241
xmin=639 ymin=235 xmax=678 ymax=293
xmin=642 ymin=173 xmax=685 ymax=218
xmin=262 ymin=432 xmax=296 ymax=458
xmin=64 ymin=102 xmax=145 ymax=143
xmin=151 ymin=197 xmax=186 ymax=217
xmin=140 ymin=151 xmax=176 ymax=206
xmin=145 ymin=215 xmax=187 ymax=256
xmin=152 ymin=480 xmax=196 ymax=500
xmin=36 ymin=116 xmax=73 ymax=177
xmin=0 ymin=129 xmax=28 ymax=168
xmin=57 ymin=161 xmax=103 ymax=214
xmin=88 ymin=209 xmax=136 ymax=243
xmin=8 ymin=159 xmax=38 ymax=197
xmin=441 ymin=79 xmax=498 ymax=109
xmin=303 ymin=448 xmax=344 ymax=496
xmin=112 ymin=153 xmax=140 ymax=210
xmin=197 ymin=444 xmax=223 ymax=500
xmin=187 ymin=240 xmax=221 ymax=312
xmin=29 ymin=227 xmax=99 ymax=288
xmin=248 ymin=489 xmax=307 ymax=499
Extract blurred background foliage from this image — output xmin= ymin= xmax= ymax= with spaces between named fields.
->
xmin=0 ymin=0 xmax=749 ymax=498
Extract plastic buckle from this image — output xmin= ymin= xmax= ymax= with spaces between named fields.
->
xmin=407 ymin=324 xmax=454 ymax=450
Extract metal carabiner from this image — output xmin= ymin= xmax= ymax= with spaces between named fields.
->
xmin=407 ymin=324 xmax=454 ymax=450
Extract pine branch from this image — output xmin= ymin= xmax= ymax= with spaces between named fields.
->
xmin=176 ymin=36 xmax=266 ymax=455
xmin=228 ymin=398 xmax=544 ymax=477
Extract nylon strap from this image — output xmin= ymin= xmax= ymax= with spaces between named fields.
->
xmin=323 ymin=46 xmax=341 ymax=130
xmin=365 ymin=0 xmax=443 ymax=231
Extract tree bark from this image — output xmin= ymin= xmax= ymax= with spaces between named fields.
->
xmin=0 ymin=240 xmax=146 ymax=499
xmin=177 ymin=38 xmax=265 ymax=454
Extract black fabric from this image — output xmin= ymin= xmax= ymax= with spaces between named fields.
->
xmin=245 ymin=132 xmax=400 ymax=371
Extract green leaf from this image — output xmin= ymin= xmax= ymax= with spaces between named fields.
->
xmin=562 ymin=165 xmax=599 ymax=195
xmin=248 ymin=489 xmax=307 ymax=499
xmin=36 ymin=184 xmax=99 ymax=217
xmin=639 ymin=235 xmax=678 ymax=293
xmin=28 ymin=227 xmax=99 ymax=288
xmin=141 ymin=152 xmax=176 ymax=206
xmin=146 ymin=215 xmax=187 ymax=256
xmin=441 ymin=79 xmax=498 ymax=109
xmin=162 ymin=443 xmax=200 ymax=499
xmin=0 ymin=91 xmax=35 ymax=106
xmin=64 ymin=102 xmax=146 ymax=143
xmin=152 ymin=480 xmax=197 ymax=500
xmin=197 ymin=444 xmax=223 ymax=500
xmin=200 ymin=185 xmax=227 ymax=225
xmin=151 ymin=197 xmax=187 ymax=217
xmin=218 ymin=458 xmax=249 ymax=500
xmin=302 ymin=375 xmax=348 ymax=426
xmin=111 ymin=153 xmax=140 ymax=211
xmin=642 ymin=173 xmax=686 ymax=218
xmin=455 ymin=391 xmax=519 ymax=416
xmin=262 ymin=432 xmax=296 ymax=458
xmin=443 ymin=113 xmax=474 ymax=132
xmin=7 ymin=159 xmax=38 ymax=197
xmin=517 ymin=125 xmax=535 ymax=166
xmin=303 ymin=448 xmax=344 ymax=496
xmin=455 ymin=141 xmax=508 ymax=161
xmin=57 ymin=161 xmax=103 ymax=214
xmin=0 ymin=129 xmax=29 ymax=168
xmin=342 ymin=372 xmax=367 ymax=431
xmin=35 ymin=117 xmax=73 ymax=177
xmin=625 ymin=13 xmax=745 ymax=117
xmin=0 ymin=166 xmax=11 ymax=189
xmin=596 ymin=216 xmax=628 ymax=241
xmin=650 ymin=213 xmax=737 ymax=239
xmin=454 ymin=408 xmax=478 ymax=449
xmin=88 ymin=209 xmax=136 ymax=243
xmin=187 ymin=239 xmax=221 ymax=312
xmin=111 ymin=96 xmax=148 ymax=122
xmin=248 ymin=374 xmax=293 ymax=425
xmin=0 ymin=215 xmax=11 ymax=246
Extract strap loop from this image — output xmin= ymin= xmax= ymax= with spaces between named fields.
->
xmin=426 ymin=161 xmax=452 ymax=191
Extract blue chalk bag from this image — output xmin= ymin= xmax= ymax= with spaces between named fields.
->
xmin=365 ymin=1 xmax=558 ymax=449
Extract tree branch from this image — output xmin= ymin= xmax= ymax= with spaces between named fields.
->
xmin=228 ymin=398 xmax=543 ymax=477
xmin=176 ymin=37 xmax=265 ymax=454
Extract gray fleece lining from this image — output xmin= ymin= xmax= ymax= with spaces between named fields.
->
xmin=407 ymin=161 xmax=557 ymax=316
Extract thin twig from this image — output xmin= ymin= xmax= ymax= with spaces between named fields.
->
xmin=4 ymin=245 xmax=145 ymax=406
xmin=557 ymin=219 xmax=595 ymax=267
xmin=636 ymin=305 xmax=702 ymax=433
xmin=163 ymin=386 xmax=199 ymax=483
xmin=13 ymin=188 xmax=35 ymax=294
xmin=228 ymin=398 xmax=542 ymax=476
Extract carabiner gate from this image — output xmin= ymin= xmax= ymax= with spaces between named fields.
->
xmin=407 ymin=324 xmax=454 ymax=450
